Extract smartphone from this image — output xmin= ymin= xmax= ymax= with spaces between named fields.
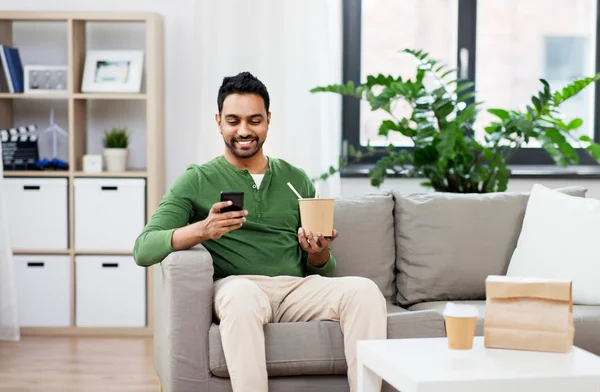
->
xmin=220 ymin=191 xmax=244 ymax=213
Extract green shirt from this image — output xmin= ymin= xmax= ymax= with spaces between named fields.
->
xmin=133 ymin=155 xmax=336 ymax=280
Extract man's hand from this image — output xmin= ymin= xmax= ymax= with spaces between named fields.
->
xmin=171 ymin=201 xmax=247 ymax=251
xmin=298 ymin=228 xmax=338 ymax=267
xmin=197 ymin=201 xmax=248 ymax=240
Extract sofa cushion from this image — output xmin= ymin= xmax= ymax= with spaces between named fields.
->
xmin=506 ymin=184 xmax=600 ymax=305
xmin=208 ymin=306 xmax=445 ymax=378
xmin=330 ymin=192 xmax=396 ymax=299
xmin=386 ymin=300 xmax=407 ymax=315
xmin=409 ymin=300 xmax=486 ymax=336
xmin=393 ymin=186 xmax=587 ymax=307
xmin=409 ymin=300 xmax=600 ymax=356
xmin=209 ymin=321 xmax=347 ymax=378
xmin=572 ymin=305 xmax=600 ymax=355
xmin=388 ymin=309 xmax=446 ymax=339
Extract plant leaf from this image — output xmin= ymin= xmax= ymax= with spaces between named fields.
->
xmin=531 ymin=96 xmax=542 ymax=113
xmin=436 ymin=102 xmax=455 ymax=117
xmin=348 ymin=144 xmax=356 ymax=157
xmin=455 ymin=81 xmax=474 ymax=94
xmin=487 ymin=108 xmax=510 ymax=121
xmin=378 ymin=120 xmax=397 ymax=137
xmin=456 ymin=102 xmax=478 ymax=124
xmin=436 ymin=127 xmax=457 ymax=160
xmin=566 ymin=118 xmax=583 ymax=130
xmin=457 ymin=91 xmax=476 ymax=103
xmin=586 ymin=144 xmax=600 ymax=161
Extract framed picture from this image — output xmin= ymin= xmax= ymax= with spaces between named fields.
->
xmin=81 ymin=50 xmax=144 ymax=93
xmin=24 ymin=65 xmax=68 ymax=94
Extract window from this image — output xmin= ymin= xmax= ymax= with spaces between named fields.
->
xmin=360 ymin=0 xmax=458 ymax=147
xmin=543 ymin=36 xmax=592 ymax=140
xmin=545 ymin=37 xmax=588 ymax=81
xmin=475 ymin=0 xmax=597 ymax=150
xmin=343 ymin=0 xmax=600 ymax=166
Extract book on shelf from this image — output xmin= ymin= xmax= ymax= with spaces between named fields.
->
xmin=0 ymin=55 xmax=8 ymax=93
xmin=0 ymin=45 xmax=24 ymax=93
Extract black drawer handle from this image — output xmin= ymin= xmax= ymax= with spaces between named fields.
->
xmin=102 ymin=263 xmax=119 ymax=268
xmin=23 ymin=185 xmax=40 ymax=190
xmin=101 ymin=186 xmax=118 ymax=191
xmin=27 ymin=262 xmax=44 ymax=267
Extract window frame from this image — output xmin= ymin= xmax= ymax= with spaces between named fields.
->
xmin=341 ymin=0 xmax=600 ymax=169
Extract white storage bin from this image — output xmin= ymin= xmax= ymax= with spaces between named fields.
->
xmin=74 ymin=178 xmax=145 ymax=251
xmin=4 ymin=178 xmax=68 ymax=250
xmin=75 ymin=255 xmax=146 ymax=327
xmin=14 ymin=255 xmax=71 ymax=327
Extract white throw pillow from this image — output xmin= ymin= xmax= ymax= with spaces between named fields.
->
xmin=506 ymin=184 xmax=600 ymax=305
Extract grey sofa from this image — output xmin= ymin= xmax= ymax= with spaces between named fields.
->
xmin=154 ymin=187 xmax=600 ymax=392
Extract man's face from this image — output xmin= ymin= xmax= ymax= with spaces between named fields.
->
xmin=216 ymin=93 xmax=270 ymax=159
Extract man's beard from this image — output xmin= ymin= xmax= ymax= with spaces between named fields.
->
xmin=225 ymin=136 xmax=264 ymax=158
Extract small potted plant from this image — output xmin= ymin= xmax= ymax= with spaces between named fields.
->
xmin=103 ymin=127 xmax=129 ymax=172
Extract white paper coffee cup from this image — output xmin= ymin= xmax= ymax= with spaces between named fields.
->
xmin=443 ymin=302 xmax=478 ymax=350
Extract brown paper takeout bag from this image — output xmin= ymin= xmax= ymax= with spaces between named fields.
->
xmin=484 ymin=275 xmax=574 ymax=353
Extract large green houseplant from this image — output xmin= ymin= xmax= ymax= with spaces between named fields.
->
xmin=311 ymin=49 xmax=600 ymax=193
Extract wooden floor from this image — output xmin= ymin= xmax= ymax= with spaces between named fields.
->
xmin=0 ymin=336 xmax=159 ymax=391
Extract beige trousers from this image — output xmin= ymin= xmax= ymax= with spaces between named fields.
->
xmin=214 ymin=274 xmax=388 ymax=392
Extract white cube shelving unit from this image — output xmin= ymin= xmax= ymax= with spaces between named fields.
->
xmin=75 ymin=255 xmax=146 ymax=327
xmin=4 ymin=178 xmax=69 ymax=250
xmin=14 ymin=255 xmax=71 ymax=327
xmin=0 ymin=11 xmax=165 ymax=337
xmin=74 ymin=178 xmax=146 ymax=251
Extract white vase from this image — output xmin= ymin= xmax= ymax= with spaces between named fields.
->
xmin=103 ymin=148 xmax=129 ymax=172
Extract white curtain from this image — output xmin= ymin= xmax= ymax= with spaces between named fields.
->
xmin=0 ymin=161 xmax=19 ymax=341
xmin=193 ymin=0 xmax=343 ymax=197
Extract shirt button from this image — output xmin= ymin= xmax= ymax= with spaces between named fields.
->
xmin=252 ymin=184 xmax=257 ymax=189
xmin=257 ymin=213 xmax=262 ymax=218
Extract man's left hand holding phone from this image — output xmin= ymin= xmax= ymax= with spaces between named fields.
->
xmin=170 ymin=192 xmax=247 ymax=251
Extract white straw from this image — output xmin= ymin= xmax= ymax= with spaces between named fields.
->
xmin=314 ymin=182 xmax=319 ymax=198
xmin=287 ymin=182 xmax=303 ymax=199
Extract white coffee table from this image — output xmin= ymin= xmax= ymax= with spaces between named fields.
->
xmin=357 ymin=337 xmax=600 ymax=392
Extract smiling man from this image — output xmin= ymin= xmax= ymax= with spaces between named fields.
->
xmin=133 ymin=71 xmax=387 ymax=392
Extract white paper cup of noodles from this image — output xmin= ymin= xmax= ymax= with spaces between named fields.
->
xmin=443 ymin=302 xmax=478 ymax=350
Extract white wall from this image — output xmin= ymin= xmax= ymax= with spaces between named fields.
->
xmin=341 ymin=177 xmax=600 ymax=199
xmin=4 ymin=0 xmax=199 ymax=186
xmin=192 ymin=0 xmax=343 ymax=197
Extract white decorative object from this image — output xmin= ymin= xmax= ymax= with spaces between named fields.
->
xmin=356 ymin=337 xmax=600 ymax=392
xmin=81 ymin=50 xmax=144 ymax=93
xmin=103 ymin=148 xmax=128 ymax=172
xmin=40 ymin=108 xmax=68 ymax=159
xmin=83 ymin=154 xmax=103 ymax=173
xmin=24 ymin=65 xmax=68 ymax=93
xmin=506 ymin=184 xmax=600 ymax=305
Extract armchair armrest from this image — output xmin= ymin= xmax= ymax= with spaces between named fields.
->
xmin=154 ymin=244 xmax=214 ymax=392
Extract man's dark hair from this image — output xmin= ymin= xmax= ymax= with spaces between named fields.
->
xmin=217 ymin=71 xmax=270 ymax=114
